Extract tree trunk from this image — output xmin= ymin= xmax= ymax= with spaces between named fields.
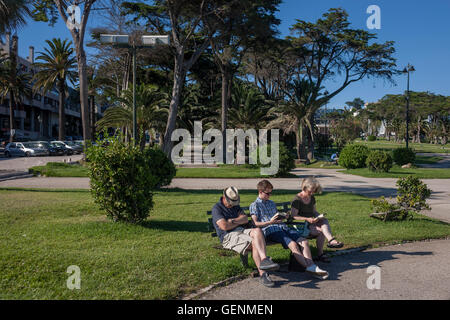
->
xmin=221 ymin=70 xmax=231 ymax=163
xmin=90 ymin=95 xmax=96 ymax=140
xmin=296 ymin=121 xmax=308 ymax=162
xmin=8 ymin=35 xmax=18 ymax=143
xmin=77 ymin=47 xmax=91 ymax=142
xmin=163 ymin=53 xmax=186 ymax=155
xmin=58 ymin=80 xmax=66 ymax=141
xmin=8 ymin=95 xmax=14 ymax=143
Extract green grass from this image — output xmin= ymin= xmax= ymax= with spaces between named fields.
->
xmin=29 ymin=162 xmax=89 ymax=177
xmin=415 ymin=155 xmax=444 ymax=165
xmin=354 ymin=139 xmax=450 ymax=154
xmin=342 ymin=166 xmax=450 ymax=179
xmin=296 ymin=160 xmax=343 ymax=169
xmin=29 ymin=163 xmax=296 ymax=179
xmin=1 ymin=188 xmax=449 ymax=299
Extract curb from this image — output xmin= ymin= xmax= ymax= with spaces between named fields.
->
xmin=181 ymin=237 xmax=450 ymax=300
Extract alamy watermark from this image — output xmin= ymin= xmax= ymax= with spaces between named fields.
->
xmin=171 ymin=121 xmax=280 ymax=175
xmin=66 ymin=265 xmax=81 ymax=290
xmin=367 ymin=5 xmax=381 ymax=30
xmin=366 ymin=265 xmax=381 ymax=290
xmin=65 ymin=3 xmax=81 ymax=31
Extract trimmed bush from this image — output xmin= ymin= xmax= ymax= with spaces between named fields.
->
xmin=145 ymin=146 xmax=176 ymax=188
xmin=366 ymin=150 xmax=393 ymax=172
xmin=367 ymin=135 xmax=376 ymax=141
xmin=85 ymin=137 xmax=175 ymax=224
xmin=338 ymin=144 xmax=370 ymax=169
xmin=392 ymin=147 xmax=415 ymax=165
xmin=247 ymin=141 xmax=295 ymax=177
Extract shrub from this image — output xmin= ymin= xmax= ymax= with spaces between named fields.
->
xmin=338 ymin=144 xmax=370 ymax=169
xmin=367 ymin=135 xmax=376 ymax=141
xmin=248 ymin=141 xmax=295 ymax=177
xmin=392 ymin=147 xmax=415 ymax=165
xmin=396 ymin=176 xmax=432 ymax=211
xmin=144 ymin=146 xmax=176 ymax=188
xmin=366 ymin=150 xmax=393 ymax=172
xmin=85 ymin=137 xmax=175 ymax=224
xmin=370 ymin=176 xmax=432 ymax=221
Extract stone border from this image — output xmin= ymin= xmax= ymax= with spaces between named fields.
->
xmin=181 ymin=236 xmax=450 ymax=300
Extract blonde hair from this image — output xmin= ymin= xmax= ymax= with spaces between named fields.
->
xmin=301 ymin=177 xmax=322 ymax=194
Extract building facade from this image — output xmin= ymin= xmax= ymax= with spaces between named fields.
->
xmin=0 ymin=33 xmax=83 ymax=141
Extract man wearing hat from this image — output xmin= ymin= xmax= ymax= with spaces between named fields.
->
xmin=211 ymin=186 xmax=280 ymax=287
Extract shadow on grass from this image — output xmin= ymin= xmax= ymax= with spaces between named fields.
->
xmin=141 ymin=220 xmax=210 ymax=233
xmin=272 ymin=250 xmax=433 ymax=289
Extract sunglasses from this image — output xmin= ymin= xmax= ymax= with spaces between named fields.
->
xmin=262 ymin=191 xmax=273 ymax=196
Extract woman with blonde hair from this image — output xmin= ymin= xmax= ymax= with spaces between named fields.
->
xmin=291 ymin=177 xmax=343 ymax=263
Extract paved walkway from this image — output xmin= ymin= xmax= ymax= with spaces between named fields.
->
xmin=198 ymin=239 xmax=450 ymax=300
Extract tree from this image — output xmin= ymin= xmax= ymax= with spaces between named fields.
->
xmin=122 ymin=0 xmax=222 ymax=155
xmin=203 ymin=0 xmax=280 ymax=161
xmin=96 ymin=83 xmax=169 ymax=149
xmin=287 ymin=8 xmax=398 ymax=158
xmin=33 ymin=38 xmax=78 ymax=140
xmin=346 ymin=98 xmax=365 ymax=111
xmin=33 ymin=0 xmax=97 ymax=142
xmin=0 ymin=52 xmax=32 ymax=142
xmin=0 ymin=0 xmax=31 ymax=33
xmin=228 ymin=81 xmax=273 ymax=130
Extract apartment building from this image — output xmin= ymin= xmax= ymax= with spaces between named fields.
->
xmin=0 ymin=33 xmax=83 ymax=141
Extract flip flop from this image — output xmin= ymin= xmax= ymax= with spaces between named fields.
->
xmin=327 ymin=237 xmax=344 ymax=249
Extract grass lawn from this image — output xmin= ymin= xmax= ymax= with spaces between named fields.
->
xmin=1 ymin=188 xmax=449 ymax=299
xmin=354 ymin=139 xmax=450 ymax=154
xmin=296 ymin=160 xmax=343 ymax=169
xmin=29 ymin=163 xmax=296 ymax=179
xmin=342 ymin=166 xmax=450 ymax=179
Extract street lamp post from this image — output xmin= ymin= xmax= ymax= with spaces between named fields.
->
xmin=402 ymin=64 xmax=415 ymax=149
xmin=100 ymin=34 xmax=169 ymax=144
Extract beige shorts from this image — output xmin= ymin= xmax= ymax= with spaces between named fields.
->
xmin=222 ymin=227 xmax=253 ymax=255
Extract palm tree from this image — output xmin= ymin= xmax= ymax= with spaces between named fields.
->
xmin=267 ymin=79 xmax=321 ymax=161
xmin=0 ymin=0 xmax=30 ymax=33
xmin=0 ymin=59 xmax=32 ymax=141
xmin=33 ymin=38 xmax=77 ymax=141
xmin=228 ymin=83 xmax=273 ymax=130
xmin=96 ymin=84 xmax=169 ymax=149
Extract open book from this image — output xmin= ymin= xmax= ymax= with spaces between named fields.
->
xmin=273 ymin=212 xmax=288 ymax=220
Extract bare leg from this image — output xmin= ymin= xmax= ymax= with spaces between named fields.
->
xmin=297 ymin=238 xmax=314 ymax=266
xmin=318 ymin=219 xmax=341 ymax=246
xmin=249 ymin=228 xmax=268 ymax=276
xmin=288 ymin=241 xmax=309 ymax=268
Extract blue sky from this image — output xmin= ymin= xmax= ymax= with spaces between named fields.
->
xmin=14 ymin=0 xmax=450 ymax=110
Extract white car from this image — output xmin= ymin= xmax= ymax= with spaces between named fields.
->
xmin=4 ymin=142 xmax=49 ymax=157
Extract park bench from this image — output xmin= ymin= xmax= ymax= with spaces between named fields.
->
xmin=207 ymin=201 xmax=311 ymax=268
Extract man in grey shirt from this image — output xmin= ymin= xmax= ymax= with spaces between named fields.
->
xmin=212 ymin=186 xmax=280 ymax=287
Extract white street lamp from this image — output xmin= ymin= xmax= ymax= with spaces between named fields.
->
xmin=100 ymin=34 xmax=170 ymax=143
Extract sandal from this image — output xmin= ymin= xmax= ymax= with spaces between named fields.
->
xmin=313 ymin=253 xmax=331 ymax=263
xmin=327 ymin=237 xmax=344 ymax=249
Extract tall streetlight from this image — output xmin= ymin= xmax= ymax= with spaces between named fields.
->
xmin=100 ymin=34 xmax=169 ymax=143
xmin=402 ymin=63 xmax=415 ymax=149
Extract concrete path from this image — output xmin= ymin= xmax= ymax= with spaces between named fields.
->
xmin=198 ymin=239 xmax=450 ymax=300
xmin=0 ymin=167 xmax=449 ymax=223
xmin=417 ymin=153 xmax=450 ymax=168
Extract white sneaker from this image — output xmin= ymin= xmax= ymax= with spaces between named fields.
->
xmin=306 ymin=264 xmax=329 ymax=280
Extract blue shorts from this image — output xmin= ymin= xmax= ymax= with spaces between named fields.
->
xmin=266 ymin=229 xmax=304 ymax=249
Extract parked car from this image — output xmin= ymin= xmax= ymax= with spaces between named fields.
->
xmin=64 ymin=140 xmax=84 ymax=154
xmin=4 ymin=142 xmax=49 ymax=157
xmin=37 ymin=141 xmax=65 ymax=156
xmin=51 ymin=141 xmax=74 ymax=155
